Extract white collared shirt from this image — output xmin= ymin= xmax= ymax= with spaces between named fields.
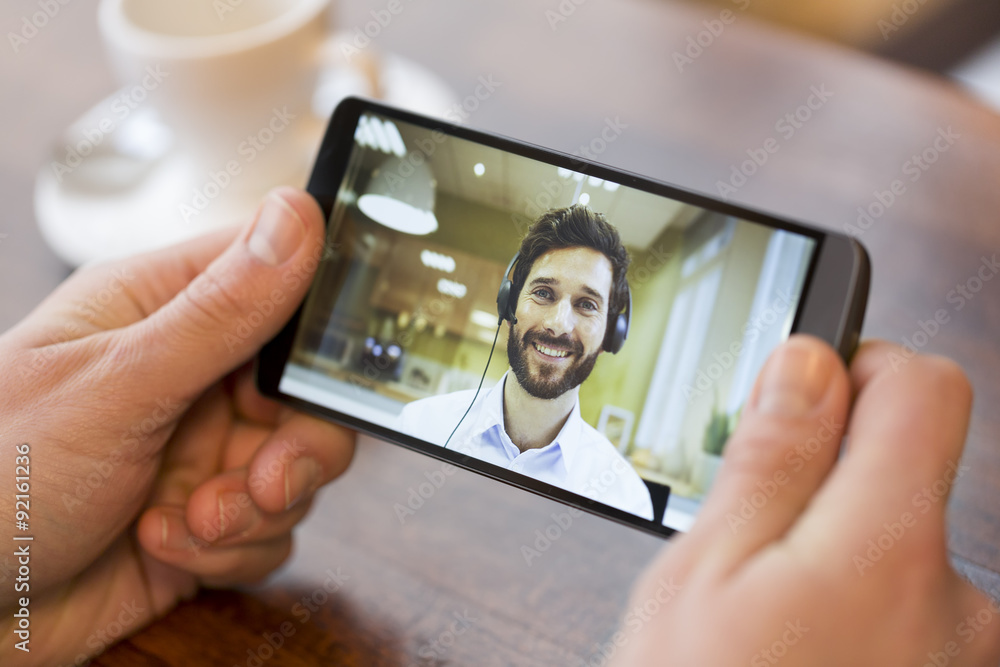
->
xmin=397 ymin=371 xmax=654 ymax=520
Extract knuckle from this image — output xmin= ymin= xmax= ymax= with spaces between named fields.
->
xmin=180 ymin=269 xmax=247 ymax=331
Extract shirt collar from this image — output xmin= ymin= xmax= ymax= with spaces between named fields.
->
xmin=468 ymin=370 xmax=584 ymax=470
xmin=467 ymin=372 xmax=507 ymax=441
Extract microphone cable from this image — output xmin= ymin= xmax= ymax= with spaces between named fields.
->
xmin=442 ymin=320 xmax=503 ymax=449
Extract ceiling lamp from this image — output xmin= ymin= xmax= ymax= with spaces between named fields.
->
xmin=354 ymin=115 xmax=407 ymax=157
xmin=421 ymin=249 xmax=456 ymax=272
xmin=358 ymin=154 xmax=439 ymax=235
xmin=436 ymin=278 xmax=467 ymax=298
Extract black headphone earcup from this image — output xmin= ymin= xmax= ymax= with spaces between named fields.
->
xmin=496 ymin=278 xmax=514 ymax=324
xmin=605 ymin=287 xmax=632 ymax=354
xmin=497 ymin=252 xmax=521 ymax=325
xmin=605 ymin=312 xmax=629 ymax=354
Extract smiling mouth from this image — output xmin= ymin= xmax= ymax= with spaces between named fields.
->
xmin=532 ymin=342 xmax=570 ymax=359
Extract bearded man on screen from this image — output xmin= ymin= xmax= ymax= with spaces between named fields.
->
xmin=399 ymin=205 xmax=653 ymax=520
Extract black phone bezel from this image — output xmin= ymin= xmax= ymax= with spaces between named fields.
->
xmin=256 ymin=96 xmax=870 ymax=539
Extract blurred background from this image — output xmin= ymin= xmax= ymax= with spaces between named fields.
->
xmin=3 ymin=0 xmax=997 ymax=521
xmin=3 ymin=0 xmax=998 ymax=333
xmin=4 ymin=0 xmax=1000 ymax=663
xmin=713 ymin=0 xmax=1000 ymax=97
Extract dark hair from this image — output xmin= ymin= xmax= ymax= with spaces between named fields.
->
xmin=512 ymin=205 xmax=630 ymax=326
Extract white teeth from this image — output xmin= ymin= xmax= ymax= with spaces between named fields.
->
xmin=534 ymin=343 xmax=569 ymax=358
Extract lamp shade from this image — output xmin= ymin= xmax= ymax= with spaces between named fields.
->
xmin=358 ymin=155 xmax=439 ymax=235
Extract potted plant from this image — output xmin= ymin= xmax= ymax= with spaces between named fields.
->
xmin=692 ymin=399 xmax=734 ymax=494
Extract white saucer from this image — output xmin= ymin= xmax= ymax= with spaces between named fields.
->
xmin=36 ymin=39 xmax=458 ymax=267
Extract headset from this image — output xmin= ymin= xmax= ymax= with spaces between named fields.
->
xmin=496 ymin=251 xmax=632 ymax=354
xmin=443 ymin=249 xmax=631 ymax=449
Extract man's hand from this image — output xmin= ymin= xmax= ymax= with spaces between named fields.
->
xmin=613 ymin=335 xmax=1000 ymax=666
xmin=0 ymin=187 xmax=355 ymax=666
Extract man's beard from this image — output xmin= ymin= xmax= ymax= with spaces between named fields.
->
xmin=507 ymin=325 xmax=600 ymax=400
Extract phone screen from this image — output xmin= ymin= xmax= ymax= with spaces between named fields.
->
xmin=275 ymin=108 xmax=819 ymax=533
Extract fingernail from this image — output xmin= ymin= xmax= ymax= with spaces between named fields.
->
xmin=755 ymin=339 xmax=835 ymax=418
xmin=216 ymin=492 xmax=259 ymax=541
xmin=285 ymin=458 xmax=322 ymax=510
xmin=247 ymin=192 xmax=305 ymax=266
xmin=161 ymin=509 xmax=195 ymax=551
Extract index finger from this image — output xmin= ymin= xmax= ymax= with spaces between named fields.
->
xmin=786 ymin=340 xmax=973 ymax=570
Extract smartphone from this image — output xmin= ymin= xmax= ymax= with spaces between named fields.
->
xmin=256 ymin=97 xmax=869 ymax=538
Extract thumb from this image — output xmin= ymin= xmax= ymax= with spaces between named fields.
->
xmin=121 ymin=186 xmax=326 ymax=402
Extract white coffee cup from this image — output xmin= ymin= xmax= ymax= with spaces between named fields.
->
xmin=97 ymin=0 xmax=331 ymax=194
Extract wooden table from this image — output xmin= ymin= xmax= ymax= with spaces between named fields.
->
xmin=3 ymin=0 xmax=1000 ymax=664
